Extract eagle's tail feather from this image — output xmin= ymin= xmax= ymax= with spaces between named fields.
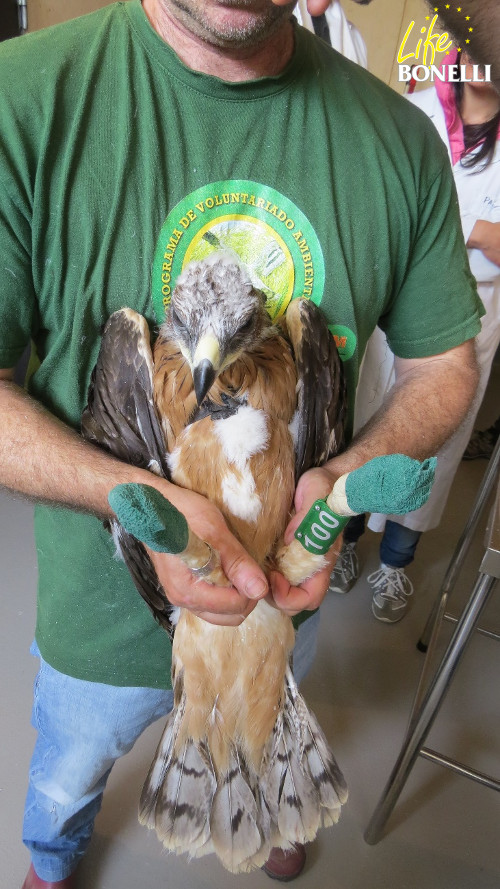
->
xmin=140 ymin=728 xmax=270 ymax=871
xmin=210 ymin=747 xmax=267 ymax=873
xmin=272 ymin=709 xmax=323 ymax=844
xmin=284 ymin=667 xmax=348 ymax=818
xmin=139 ymin=697 xmax=216 ymax=853
xmin=139 ymin=668 xmax=347 ymax=872
xmin=257 ymin=666 xmax=347 ymax=851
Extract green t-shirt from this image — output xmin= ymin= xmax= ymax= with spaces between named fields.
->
xmin=0 ymin=2 xmax=482 ymax=687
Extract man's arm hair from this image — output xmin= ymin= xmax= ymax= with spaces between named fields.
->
xmin=324 ymin=339 xmax=479 ymax=476
xmin=0 ymin=374 xmax=268 ymax=622
xmin=427 ymin=0 xmax=500 ymax=92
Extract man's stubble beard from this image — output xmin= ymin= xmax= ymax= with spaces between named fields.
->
xmin=164 ymin=0 xmax=297 ymax=50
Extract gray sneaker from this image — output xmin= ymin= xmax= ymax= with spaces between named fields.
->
xmin=463 ymin=424 xmax=499 ymax=460
xmin=329 ymin=542 xmax=359 ymax=594
xmin=368 ymin=563 xmax=414 ymax=623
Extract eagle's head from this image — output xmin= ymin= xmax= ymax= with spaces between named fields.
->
xmin=168 ymin=252 xmax=272 ymax=404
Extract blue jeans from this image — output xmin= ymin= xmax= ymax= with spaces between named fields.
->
xmin=24 ymin=613 xmax=320 ymax=881
xmin=344 ymin=514 xmax=421 ymax=569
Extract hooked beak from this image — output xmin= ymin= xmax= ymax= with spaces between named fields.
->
xmin=192 ymin=334 xmax=221 ymax=405
xmin=193 ymin=359 xmax=216 ymax=405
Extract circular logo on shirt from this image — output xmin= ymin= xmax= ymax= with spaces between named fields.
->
xmin=151 ymin=180 xmax=325 ymax=324
xmin=328 ymin=324 xmax=357 ymax=361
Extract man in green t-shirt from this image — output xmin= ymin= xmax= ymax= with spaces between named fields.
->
xmin=0 ymin=1 xmax=483 ymax=887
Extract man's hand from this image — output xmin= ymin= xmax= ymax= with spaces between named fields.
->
xmin=468 ymin=220 xmax=500 ymax=267
xmin=270 ymin=552 xmax=339 ymax=617
xmin=148 ymin=549 xmax=262 ymax=626
xmin=269 ymin=336 xmax=479 ymax=616
xmin=0 ymin=375 xmax=270 ymax=628
xmin=269 ymin=464 xmax=340 ymax=617
xmin=146 ymin=483 xmax=269 ymax=626
xmin=283 ymin=465 xmax=337 ymax=544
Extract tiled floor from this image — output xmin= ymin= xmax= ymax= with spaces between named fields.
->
xmin=1 ymin=362 xmax=499 ymax=889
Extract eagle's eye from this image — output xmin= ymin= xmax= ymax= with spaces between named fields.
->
xmin=239 ymin=316 xmax=254 ymax=335
xmin=171 ymin=308 xmax=187 ymax=331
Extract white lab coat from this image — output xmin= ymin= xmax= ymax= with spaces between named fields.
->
xmin=357 ymin=87 xmax=500 ymax=533
xmin=295 ymin=0 xmax=368 ymax=68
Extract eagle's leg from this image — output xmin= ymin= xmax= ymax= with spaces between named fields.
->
xmin=181 ymin=527 xmax=229 ymax=586
xmin=275 ymin=538 xmax=329 ymax=586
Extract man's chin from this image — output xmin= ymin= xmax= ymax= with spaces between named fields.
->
xmin=171 ymin=0 xmax=296 ymax=50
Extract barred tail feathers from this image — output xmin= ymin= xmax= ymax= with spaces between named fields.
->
xmin=139 ymin=651 xmax=346 ymax=872
xmin=210 ymin=748 xmax=266 ymax=873
xmin=139 ymin=667 xmax=347 ymax=871
xmin=287 ymin=667 xmax=347 ymax=810
xmin=139 ymin=697 xmax=216 ymax=853
xmin=260 ymin=666 xmax=347 ymax=845
xmin=140 ymin=731 xmax=270 ymax=870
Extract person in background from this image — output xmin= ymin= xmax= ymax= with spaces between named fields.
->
xmin=295 ymin=0 xmax=373 ymax=68
xmin=292 ymin=0 xmax=500 ymax=96
xmin=429 ymin=0 xmax=500 ymax=94
xmin=331 ymin=50 xmax=500 ymax=624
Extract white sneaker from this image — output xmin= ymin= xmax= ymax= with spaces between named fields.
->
xmin=329 ymin=542 xmax=359 ymax=595
xmin=367 ymin=562 xmax=413 ymax=623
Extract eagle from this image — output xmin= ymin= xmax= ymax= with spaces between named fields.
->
xmin=81 ymin=251 xmax=348 ymax=873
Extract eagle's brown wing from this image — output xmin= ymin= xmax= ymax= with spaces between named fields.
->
xmin=283 ymin=298 xmax=347 ymax=482
xmin=81 ymin=308 xmax=176 ymax=638
xmin=82 ymin=308 xmax=169 ymax=476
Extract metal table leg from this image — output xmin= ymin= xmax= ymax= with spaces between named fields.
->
xmin=405 ymin=437 xmax=500 ymax=735
xmin=364 ymin=570 xmax=497 ymax=845
xmin=364 ymin=469 xmax=500 ymax=845
xmin=418 ymin=435 xmax=500 ymax=654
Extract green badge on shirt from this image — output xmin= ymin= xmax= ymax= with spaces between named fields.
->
xmin=151 ymin=179 xmax=326 ymax=324
xmin=328 ymin=324 xmax=357 ymax=361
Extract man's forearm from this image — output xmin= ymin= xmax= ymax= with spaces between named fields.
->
xmin=327 ymin=340 xmax=479 ymax=479
xmin=0 ymin=379 xmax=270 ymax=616
xmin=467 ymin=220 xmax=500 ymax=267
xmin=0 ymin=379 xmax=153 ymax=515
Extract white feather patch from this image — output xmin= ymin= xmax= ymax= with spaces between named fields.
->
xmin=169 ymin=606 xmax=181 ymax=628
xmin=167 ymin=446 xmax=182 ymax=476
xmin=221 ymin=469 xmax=262 ymax=522
xmin=214 ymin=405 xmax=269 ymax=470
xmin=214 ymin=405 xmax=268 ymax=522
xmin=147 ymin=458 xmax=162 ymax=476
xmin=110 ymin=520 xmax=125 ymax=562
xmin=288 ymin=409 xmax=300 ymax=446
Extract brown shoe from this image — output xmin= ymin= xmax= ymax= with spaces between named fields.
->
xmin=263 ymin=844 xmax=307 ymax=881
xmin=22 ymin=864 xmax=77 ymax=889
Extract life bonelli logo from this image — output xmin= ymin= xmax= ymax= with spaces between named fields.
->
xmin=397 ymin=5 xmax=491 ymax=84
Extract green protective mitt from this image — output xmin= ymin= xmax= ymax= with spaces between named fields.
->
xmin=295 ymin=455 xmax=437 ymax=555
xmin=344 ymin=454 xmax=437 ymax=515
xmin=108 ymin=483 xmax=189 ymax=554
